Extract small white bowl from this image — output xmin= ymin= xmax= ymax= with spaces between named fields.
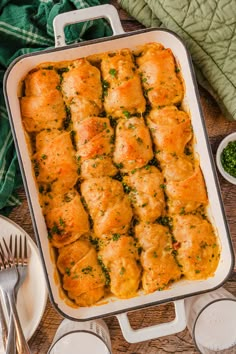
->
xmin=216 ymin=132 xmax=236 ymax=185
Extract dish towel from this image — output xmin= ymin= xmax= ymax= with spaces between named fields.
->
xmin=0 ymin=0 xmax=112 ymax=214
xmin=119 ymin=0 xmax=236 ymax=122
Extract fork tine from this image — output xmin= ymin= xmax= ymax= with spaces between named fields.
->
xmin=0 ymin=243 xmax=5 ymax=269
xmin=19 ymin=235 xmax=22 ymax=267
xmin=0 ymin=242 xmax=8 ymax=268
xmin=2 ymin=237 xmax=14 ymax=267
xmin=23 ymin=235 xmax=27 ymax=266
xmin=14 ymin=234 xmax=18 ymax=266
xmin=9 ymin=234 xmax=12 ymax=253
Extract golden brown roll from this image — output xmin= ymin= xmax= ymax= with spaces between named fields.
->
xmin=113 ymin=117 xmax=153 ymax=173
xmin=172 ymin=215 xmax=220 ymax=280
xmin=33 ymin=129 xmax=78 ymax=190
xmin=73 ymin=116 xmax=117 ymax=178
xmin=135 ymin=223 xmax=181 ymax=293
xmin=81 ymin=177 xmax=133 ymax=237
xmin=24 ymin=69 xmax=61 ymax=96
xmin=58 ymin=239 xmax=106 ymax=306
xmin=57 ymin=237 xmax=91 ymax=274
xmin=20 ymin=91 xmax=65 ymax=132
xmin=158 ymin=151 xmax=194 ymax=182
xmin=68 ymin=287 xmax=105 ymax=307
xmin=70 ymin=96 xmax=101 ymax=124
xmin=45 ymin=190 xmax=89 ymax=247
xmin=80 ymin=157 xmax=117 ymax=179
xmin=100 ymin=49 xmax=146 ymax=117
xmin=98 ymin=235 xmax=141 ymax=298
xmin=147 ymin=106 xmax=192 ymax=155
xmin=166 ymin=165 xmax=208 ymax=214
xmin=123 ymin=166 xmax=165 ymax=222
xmin=136 ymin=43 xmax=183 ymax=107
xmin=61 ymin=58 xmax=103 ymax=122
xmin=75 ymin=117 xmax=114 ymax=160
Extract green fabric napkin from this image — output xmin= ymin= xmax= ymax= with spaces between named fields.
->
xmin=119 ymin=0 xmax=236 ymax=121
xmin=0 ymin=0 xmax=112 ymax=214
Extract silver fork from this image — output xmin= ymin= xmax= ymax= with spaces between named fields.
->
xmin=0 ymin=237 xmax=31 ymax=354
xmin=10 ymin=234 xmax=29 ymax=296
xmin=8 ymin=234 xmax=30 ymax=354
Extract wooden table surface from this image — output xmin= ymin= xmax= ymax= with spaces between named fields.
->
xmin=7 ymin=2 xmax=236 ymax=353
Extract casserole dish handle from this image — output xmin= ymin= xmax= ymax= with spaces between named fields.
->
xmin=53 ymin=4 xmax=124 ymax=47
xmin=116 ymin=300 xmax=186 ymax=343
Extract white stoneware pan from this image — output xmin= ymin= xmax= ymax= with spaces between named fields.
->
xmin=4 ymin=5 xmax=234 ymax=343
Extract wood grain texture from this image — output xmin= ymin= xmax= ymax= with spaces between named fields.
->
xmin=7 ymin=1 xmax=236 ymax=353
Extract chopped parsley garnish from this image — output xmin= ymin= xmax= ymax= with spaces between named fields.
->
xmin=123 ymin=110 xmax=131 ymax=118
xmin=122 ymin=182 xmax=131 ymax=194
xmin=32 ymin=159 xmax=40 ymax=177
xmin=98 ymin=257 xmax=110 ymax=286
xmin=120 ymin=267 xmax=126 ymax=275
xmin=50 ymin=223 xmax=63 ymax=235
xmin=57 ymin=67 xmax=69 ymax=74
xmin=115 ymin=162 xmax=124 ymax=169
xmin=157 ymin=216 xmax=173 ymax=230
xmin=109 ymin=68 xmax=117 ymax=77
xmin=136 ymin=137 xmax=143 ymax=144
xmin=65 ymin=267 xmax=71 ymax=276
xmin=112 ymin=233 xmax=121 ymax=241
xmin=81 ymin=266 xmax=93 ymax=274
xmin=102 ymin=80 xmax=110 ymax=97
xmin=221 ymin=140 xmax=236 ymax=177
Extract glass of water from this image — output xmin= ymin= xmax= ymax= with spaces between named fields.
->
xmin=185 ymin=287 xmax=236 ymax=353
xmin=47 ymin=319 xmax=112 ymax=354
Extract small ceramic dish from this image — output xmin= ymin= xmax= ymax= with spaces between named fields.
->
xmin=216 ymin=132 xmax=236 ymax=185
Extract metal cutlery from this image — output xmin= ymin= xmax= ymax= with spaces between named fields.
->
xmin=0 ymin=236 xmax=31 ymax=354
xmin=0 ymin=293 xmax=8 ymax=348
xmin=10 ymin=234 xmax=29 ymax=298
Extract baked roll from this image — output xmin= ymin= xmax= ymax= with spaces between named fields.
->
xmin=123 ymin=166 xmax=165 ymax=222
xmin=98 ymin=235 xmax=141 ymax=298
xmin=166 ymin=165 xmax=208 ymax=214
xmin=100 ymin=49 xmax=146 ymax=117
xmin=61 ymin=58 xmax=103 ymax=124
xmin=147 ymin=106 xmax=192 ymax=155
xmin=135 ymin=223 xmax=181 ymax=293
xmin=45 ymin=190 xmax=90 ymax=248
xmin=58 ymin=238 xmax=106 ymax=306
xmin=136 ymin=43 xmax=183 ymax=107
xmin=20 ymin=91 xmax=65 ymax=132
xmin=173 ymin=215 xmax=220 ymax=280
xmin=81 ymin=177 xmax=133 ymax=237
xmin=33 ymin=129 xmax=78 ymax=191
xmin=24 ymin=68 xmax=61 ymax=96
xmin=114 ymin=117 xmax=153 ymax=173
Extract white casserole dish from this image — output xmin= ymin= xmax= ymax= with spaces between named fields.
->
xmin=4 ymin=5 xmax=234 ymax=343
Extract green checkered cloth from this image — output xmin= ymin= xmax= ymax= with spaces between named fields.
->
xmin=0 ymin=0 xmax=112 ymax=214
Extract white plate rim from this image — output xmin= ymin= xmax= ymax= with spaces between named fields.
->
xmin=0 ymin=214 xmax=48 ymax=341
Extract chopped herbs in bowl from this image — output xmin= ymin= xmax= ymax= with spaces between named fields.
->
xmin=216 ymin=132 xmax=236 ymax=185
